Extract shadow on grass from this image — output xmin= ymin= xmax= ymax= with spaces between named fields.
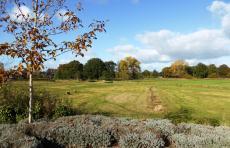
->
xmin=164 ymin=107 xmax=220 ymax=126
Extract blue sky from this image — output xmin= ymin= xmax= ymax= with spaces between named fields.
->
xmin=1 ymin=0 xmax=230 ymax=71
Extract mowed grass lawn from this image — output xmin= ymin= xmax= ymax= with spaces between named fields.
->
xmin=12 ymin=79 xmax=230 ymax=125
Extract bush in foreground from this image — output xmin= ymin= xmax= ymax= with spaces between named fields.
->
xmin=0 ymin=115 xmax=229 ymax=147
xmin=0 ymin=85 xmax=75 ymax=123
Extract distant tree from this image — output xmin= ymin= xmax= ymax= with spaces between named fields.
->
xmin=218 ymin=64 xmax=230 ymax=78
xmin=152 ymin=70 xmax=159 ymax=78
xmin=170 ymin=60 xmax=188 ymax=78
xmin=33 ymin=70 xmax=45 ymax=79
xmin=0 ymin=0 xmax=105 ymax=123
xmin=126 ymin=57 xmax=141 ymax=79
xmin=102 ymin=61 xmax=116 ymax=80
xmin=142 ymin=70 xmax=151 ymax=78
xmin=84 ymin=58 xmax=106 ymax=80
xmin=56 ymin=60 xmax=83 ymax=80
xmin=208 ymin=64 xmax=218 ymax=78
xmin=117 ymin=57 xmax=141 ymax=80
xmin=162 ymin=67 xmax=172 ymax=78
xmin=185 ymin=66 xmax=193 ymax=76
xmin=117 ymin=60 xmax=129 ymax=80
xmin=46 ymin=69 xmax=57 ymax=80
xmin=193 ymin=63 xmax=208 ymax=78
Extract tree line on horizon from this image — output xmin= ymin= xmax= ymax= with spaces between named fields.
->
xmin=162 ymin=60 xmax=230 ymax=79
xmin=1 ymin=58 xmax=230 ymax=82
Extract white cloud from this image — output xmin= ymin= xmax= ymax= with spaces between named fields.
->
xmin=10 ymin=5 xmax=32 ymax=22
xmin=10 ymin=5 xmax=66 ymax=22
xmin=107 ymin=1 xmax=230 ymax=70
xmin=107 ymin=44 xmax=170 ymax=63
xmin=208 ymin=0 xmax=230 ymax=37
xmin=136 ymin=29 xmax=230 ymax=60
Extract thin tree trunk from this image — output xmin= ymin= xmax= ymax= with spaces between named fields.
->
xmin=29 ymin=73 xmax=33 ymax=123
xmin=28 ymin=0 xmax=38 ymax=124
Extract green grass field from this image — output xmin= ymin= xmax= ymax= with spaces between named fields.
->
xmin=12 ymin=79 xmax=230 ymax=125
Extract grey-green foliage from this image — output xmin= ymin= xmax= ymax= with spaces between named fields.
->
xmin=0 ymin=115 xmax=229 ymax=148
xmin=0 ymin=124 xmax=40 ymax=148
xmin=119 ymin=132 xmax=164 ymax=148
xmin=172 ymin=123 xmax=230 ymax=147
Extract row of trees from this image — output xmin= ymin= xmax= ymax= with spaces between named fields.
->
xmin=162 ymin=60 xmax=230 ymax=78
xmin=2 ymin=58 xmax=230 ymax=81
xmin=55 ymin=59 xmax=230 ymax=80
xmin=55 ymin=56 xmax=141 ymax=80
xmin=55 ymin=59 xmax=116 ymax=80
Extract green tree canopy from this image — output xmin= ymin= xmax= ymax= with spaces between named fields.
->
xmin=102 ymin=61 xmax=116 ymax=80
xmin=218 ymin=64 xmax=230 ymax=78
xmin=142 ymin=70 xmax=151 ymax=78
xmin=56 ymin=60 xmax=83 ymax=80
xmin=84 ymin=58 xmax=106 ymax=80
xmin=193 ymin=63 xmax=208 ymax=78
xmin=208 ymin=64 xmax=218 ymax=78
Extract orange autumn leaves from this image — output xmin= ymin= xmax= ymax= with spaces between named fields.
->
xmin=0 ymin=0 xmax=106 ymax=75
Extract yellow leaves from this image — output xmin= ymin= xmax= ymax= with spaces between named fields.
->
xmin=22 ymin=38 xmax=27 ymax=45
xmin=17 ymin=63 xmax=24 ymax=74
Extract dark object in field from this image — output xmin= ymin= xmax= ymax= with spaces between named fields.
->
xmin=88 ymin=80 xmax=97 ymax=82
xmin=104 ymin=80 xmax=113 ymax=83
xmin=66 ymin=92 xmax=71 ymax=95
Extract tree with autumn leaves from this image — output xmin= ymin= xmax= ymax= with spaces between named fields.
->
xmin=0 ymin=0 xmax=105 ymax=123
xmin=117 ymin=56 xmax=141 ymax=80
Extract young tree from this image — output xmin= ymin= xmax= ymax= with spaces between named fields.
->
xmin=0 ymin=0 xmax=105 ymax=123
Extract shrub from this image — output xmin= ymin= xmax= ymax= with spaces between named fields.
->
xmin=208 ymin=73 xmax=218 ymax=78
xmin=119 ymin=132 xmax=165 ymax=148
xmin=0 ymin=84 xmax=74 ymax=123
xmin=0 ymin=115 xmax=229 ymax=147
xmin=53 ymin=105 xmax=75 ymax=118
xmin=0 ymin=106 xmax=16 ymax=123
xmin=164 ymin=107 xmax=192 ymax=124
xmin=195 ymin=117 xmax=220 ymax=126
xmin=183 ymin=73 xmax=193 ymax=79
xmin=26 ymin=116 xmax=167 ymax=147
